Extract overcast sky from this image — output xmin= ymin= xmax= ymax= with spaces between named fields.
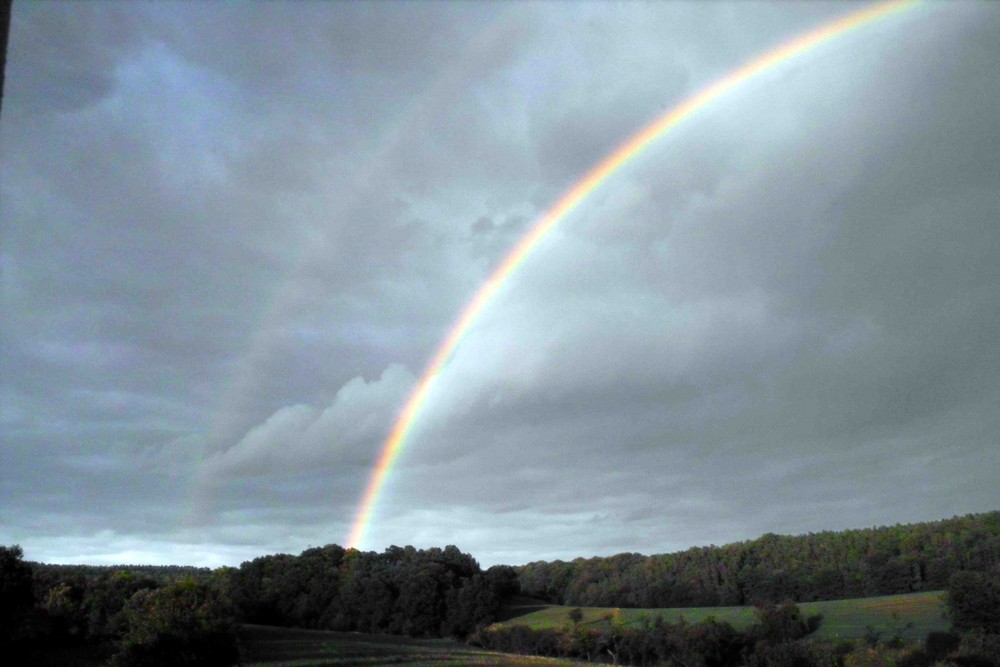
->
xmin=2 ymin=1 xmax=998 ymax=569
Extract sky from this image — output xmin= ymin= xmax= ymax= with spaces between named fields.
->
xmin=1 ymin=1 xmax=998 ymax=569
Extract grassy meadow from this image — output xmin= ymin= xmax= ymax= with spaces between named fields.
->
xmin=496 ymin=591 xmax=948 ymax=642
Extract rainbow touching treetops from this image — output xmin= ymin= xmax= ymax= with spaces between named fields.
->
xmin=346 ymin=0 xmax=915 ymax=550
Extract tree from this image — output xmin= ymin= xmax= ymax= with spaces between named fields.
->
xmin=110 ymin=578 xmax=239 ymax=667
xmin=0 ymin=545 xmax=35 ymax=646
xmin=83 ymin=570 xmax=159 ymax=640
xmin=41 ymin=580 xmax=88 ymax=641
xmin=947 ymin=570 xmax=1000 ymax=633
xmin=751 ymin=602 xmax=821 ymax=644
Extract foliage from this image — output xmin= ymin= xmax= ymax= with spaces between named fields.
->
xmin=946 ymin=570 xmax=1000 ymax=634
xmin=1 ymin=545 xmax=35 ymax=646
xmin=669 ymin=616 xmax=748 ymax=667
xmin=40 ymin=580 xmax=89 ymax=641
xmin=2 ymin=548 xmax=169 ymax=664
xmin=5 ymin=514 xmax=999 ymax=665
xmin=746 ymin=639 xmax=850 ymax=667
xmin=518 ymin=512 xmax=1000 ymax=607
xmin=488 ymin=600 xmax=986 ymax=667
xmin=30 ymin=562 xmax=211 ymax=585
xmin=220 ymin=543 xmax=518 ymax=638
xmin=952 ymin=629 xmax=1000 ymax=667
xmin=110 ymin=578 xmax=239 ymax=667
xmin=751 ymin=602 xmax=821 ymax=643
xmin=923 ymin=631 xmax=960 ymax=662
xmin=475 ymin=613 xmax=754 ymax=666
xmin=81 ymin=570 xmax=160 ymax=640
xmin=843 ymin=645 xmax=902 ymax=667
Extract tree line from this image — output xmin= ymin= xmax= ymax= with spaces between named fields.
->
xmin=517 ymin=512 xmax=1000 ymax=607
xmin=2 ymin=545 xmax=239 ymax=665
xmin=2 ymin=542 xmax=518 ymax=665
xmin=219 ymin=543 xmax=519 ymax=637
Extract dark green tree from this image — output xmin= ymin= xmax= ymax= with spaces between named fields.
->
xmin=947 ymin=570 xmax=1000 ymax=633
xmin=751 ymin=602 xmax=821 ymax=644
xmin=83 ymin=570 xmax=159 ymax=640
xmin=110 ymin=578 xmax=239 ymax=667
xmin=0 ymin=545 xmax=35 ymax=646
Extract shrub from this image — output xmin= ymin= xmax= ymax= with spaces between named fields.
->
xmin=748 ymin=638 xmax=851 ymax=667
xmin=753 ymin=602 xmax=821 ymax=643
xmin=746 ymin=640 xmax=816 ymax=667
xmin=844 ymin=645 xmax=900 ymax=667
xmin=953 ymin=629 xmax=1000 ymax=667
xmin=924 ymin=631 xmax=960 ymax=662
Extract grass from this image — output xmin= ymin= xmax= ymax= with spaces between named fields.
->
xmin=798 ymin=592 xmax=948 ymax=641
xmin=496 ymin=591 xmax=948 ymax=642
xmin=238 ymin=624 xmax=594 ymax=667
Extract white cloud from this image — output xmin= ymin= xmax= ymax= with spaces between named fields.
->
xmin=203 ymin=364 xmax=416 ymax=478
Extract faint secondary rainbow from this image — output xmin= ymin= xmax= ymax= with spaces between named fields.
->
xmin=346 ymin=0 xmax=914 ymax=549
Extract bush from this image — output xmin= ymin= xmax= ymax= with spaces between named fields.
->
xmin=682 ymin=618 xmax=749 ymax=667
xmin=924 ymin=631 xmax=961 ymax=662
xmin=746 ymin=639 xmax=812 ymax=667
xmin=953 ymin=629 xmax=1000 ymax=667
xmin=844 ymin=645 xmax=901 ymax=667
xmin=753 ymin=602 xmax=821 ymax=643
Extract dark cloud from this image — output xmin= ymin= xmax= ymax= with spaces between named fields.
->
xmin=2 ymin=1 xmax=997 ymax=567
xmin=5 ymin=3 xmax=143 ymax=113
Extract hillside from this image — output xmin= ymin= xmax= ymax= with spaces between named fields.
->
xmin=517 ymin=512 xmax=1000 ymax=607
xmin=497 ymin=591 xmax=948 ymax=642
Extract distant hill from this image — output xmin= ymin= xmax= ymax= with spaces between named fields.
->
xmin=517 ymin=511 xmax=1000 ymax=607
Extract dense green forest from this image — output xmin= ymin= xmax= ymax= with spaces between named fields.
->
xmin=221 ymin=543 xmax=519 ymax=636
xmin=3 ymin=543 xmax=517 ymax=664
xmin=517 ymin=512 xmax=1000 ymax=607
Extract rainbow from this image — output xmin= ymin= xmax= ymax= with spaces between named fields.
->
xmin=346 ymin=0 xmax=915 ymax=549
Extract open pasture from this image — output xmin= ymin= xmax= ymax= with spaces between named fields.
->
xmin=498 ymin=591 xmax=948 ymax=642
xmin=798 ymin=592 xmax=948 ymax=641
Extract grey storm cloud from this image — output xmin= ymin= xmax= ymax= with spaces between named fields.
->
xmin=2 ymin=0 xmax=998 ymax=567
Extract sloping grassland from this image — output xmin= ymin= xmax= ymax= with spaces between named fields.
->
xmin=496 ymin=591 xmax=947 ymax=641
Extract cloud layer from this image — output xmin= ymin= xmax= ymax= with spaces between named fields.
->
xmin=2 ymin=1 xmax=998 ymax=567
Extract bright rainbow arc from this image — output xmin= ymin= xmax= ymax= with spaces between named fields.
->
xmin=346 ymin=0 xmax=914 ymax=549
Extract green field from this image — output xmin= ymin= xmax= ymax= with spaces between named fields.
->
xmin=239 ymin=624 xmax=593 ymax=667
xmin=496 ymin=591 xmax=948 ymax=642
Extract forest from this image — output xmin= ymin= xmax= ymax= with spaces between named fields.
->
xmin=517 ymin=512 xmax=1000 ymax=607
xmin=2 ymin=511 xmax=999 ymax=665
